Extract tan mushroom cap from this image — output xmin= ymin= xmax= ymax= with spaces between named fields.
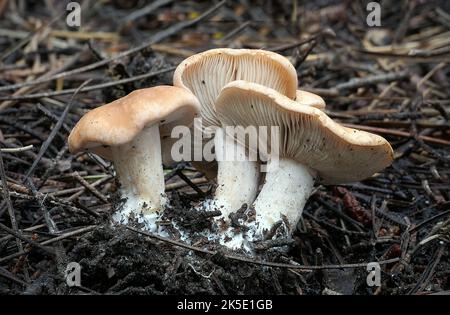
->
xmin=68 ymin=86 xmax=200 ymax=160
xmin=296 ymin=90 xmax=326 ymax=110
xmin=215 ymin=81 xmax=394 ymax=184
xmin=173 ymin=48 xmax=298 ymax=127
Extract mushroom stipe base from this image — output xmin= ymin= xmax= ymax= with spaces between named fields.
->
xmin=111 ymin=125 xmax=166 ymax=218
xmin=252 ymin=158 xmax=315 ymax=238
xmin=111 ymin=196 xmax=169 ymax=235
xmin=212 ymin=128 xmax=260 ymax=220
xmin=109 ymin=157 xmax=316 ymax=252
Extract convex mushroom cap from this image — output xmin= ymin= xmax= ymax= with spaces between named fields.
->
xmin=295 ymin=90 xmax=326 ymax=110
xmin=69 ymin=86 xmax=200 ymax=159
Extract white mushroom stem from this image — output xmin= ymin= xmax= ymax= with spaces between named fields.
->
xmin=111 ymin=124 xmax=167 ymax=218
xmin=253 ymin=158 xmax=315 ymax=238
xmin=212 ymin=128 xmax=260 ymax=220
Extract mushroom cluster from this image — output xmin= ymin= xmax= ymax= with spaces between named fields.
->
xmin=173 ymin=49 xmax=325 ymax=221
xmin=68 ymin=48 xmax=393 ymax=251
xmin=172 ymin=48 xmax=393 ymax=249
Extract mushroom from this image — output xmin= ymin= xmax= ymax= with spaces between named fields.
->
xmin=216 ymin=81 xmax=394 ymax=239
xmin=295 ymin=90 xmax=326 ymax=110
xmin=68 ymin=86 xmax=200 ymax=230
xmin=173 ymin=48 xmax=298 ymax=220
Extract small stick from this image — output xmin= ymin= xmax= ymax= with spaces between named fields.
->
xmin=269 ymin=28 xmax=335 ymax=52
xmin=36 ymin=103 xmax=72 ymax=133
xmin=303 ymin=212 xmax=369 ymax=236
xmin=0 ymin=145 xmax=33 ymax=153
xmin=65 ymin=175 xmax=112 ymax=202
xmin=165 ymin=177 xmax=208 ymax=191
xmin=409 ymin=208 xmax=450 ymax=233
xmin=49 ymin=30 xmax=119 ymax=41
xmin=175 ymin=169 xmax=206 ymax=196
xmin=121 ymin=0 xmax=174 ymax=24
xmin=0 ymin=223 xmax=52 ymax=243
xmin=71 ymin=171 xmax=109 ymax=203
xmin=354 ymin=47 xmax=450 ymax=61
xmin=0 ymin=222 xmax=55 ymax=255
xmin=218 ymin=21 xmax=251 ymax=42
xmin=40 ymin=225 xmax=97 ymax=245
xmin=0 ymin=225 xmax=95 ymax=264
xmin=335 ymin=71 xmax=409 ymax=91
